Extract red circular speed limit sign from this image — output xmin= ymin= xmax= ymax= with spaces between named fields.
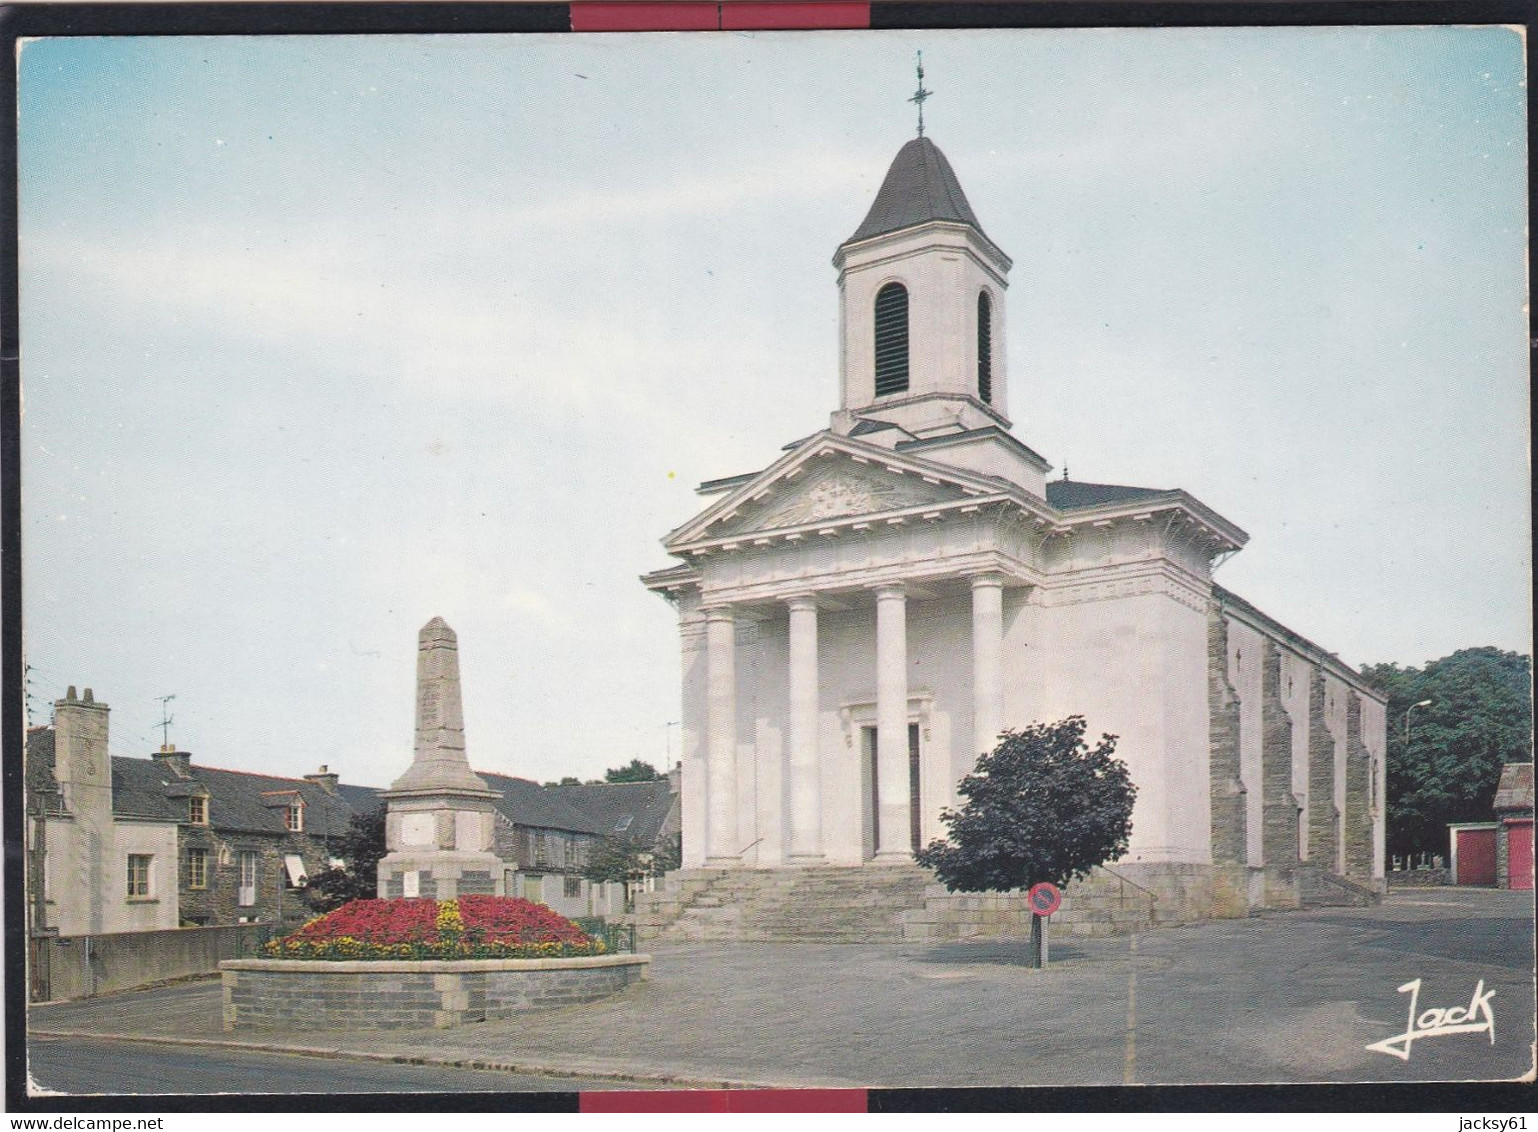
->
xmin=1027 ymin=882 xmax=1062 ymax=917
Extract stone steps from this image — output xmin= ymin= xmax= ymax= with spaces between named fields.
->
xmin=635 ymin=865 xmax=934 ymax=943
xmin=1297 ymin=866 xmax=1380 ymax=908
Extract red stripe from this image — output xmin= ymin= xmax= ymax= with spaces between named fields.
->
xmin=570 ymin=3 xmax=720 ymax=31
xmin=580 ymin=1089 xmax=869 ymax=1112
xmin=570 ymin=2 xmax=871 ymax=31
xmin=721 ymin=2 xmax=870 ymax=29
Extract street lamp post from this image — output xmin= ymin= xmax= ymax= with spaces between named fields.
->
xmin=1403 ymin=698 xmax=1432 ymax=743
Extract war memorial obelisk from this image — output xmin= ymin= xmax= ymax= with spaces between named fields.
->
xmin=377 ymin=617 xmax=504 ymax=899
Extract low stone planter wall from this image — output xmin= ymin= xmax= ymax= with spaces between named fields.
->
xmin=220 ymin=953 xmax=649 ymax=1030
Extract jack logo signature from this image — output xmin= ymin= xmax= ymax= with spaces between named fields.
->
xmin=1365 ymin=978 xmax=1496 ymax=1061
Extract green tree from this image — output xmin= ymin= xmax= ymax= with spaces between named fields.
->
xmin=302 ymin=805 xmax=387 ymax=913
xmin=1360 ymin=647 xmax=1532 ymax=860
xmin=582 ymin=832 xmax=681 ymax=884
xmin=544 ymin=776 xmax=582 ymax=787
xmin=916 ymin=717 xmax=1136 ymax=893
xmin=604 ymin=759 xmax=660 ymax=783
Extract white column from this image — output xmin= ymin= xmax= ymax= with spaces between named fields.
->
xmin=786 ymin=594 xmax=823 ymax=862
xmin=874 ymin=583 xmax=910 ymax=861
xmin=971 ymin=572 xmax=1005 ymax=761
xmin=705 ymin=605 xmax=738 ymax=866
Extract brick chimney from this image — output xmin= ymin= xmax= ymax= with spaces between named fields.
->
xmin=304 ymin=764 xmax=340 ymax=794
xmin=152 ymin=744 xmax=192 ymax=778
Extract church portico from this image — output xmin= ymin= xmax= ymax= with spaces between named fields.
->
xmin=680 ymin=564 xmax=1030 ymax=870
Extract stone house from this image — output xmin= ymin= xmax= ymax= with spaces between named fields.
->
xmin=458 ymin=771 xmax=678 ymax=919
xmin=25 ymin=691 xmax=180 ymax=937
xmin=26 ymin=687 xmax=379 ymax=933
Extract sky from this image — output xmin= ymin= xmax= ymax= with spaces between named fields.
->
xmin=18 ymin=27 xmax=1529 ymax=789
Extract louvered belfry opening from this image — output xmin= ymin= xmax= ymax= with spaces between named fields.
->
xmin=873 ymin=282 xmax=910 ymax=396
xmin=977 ymin=290 xmax=993 ymax=404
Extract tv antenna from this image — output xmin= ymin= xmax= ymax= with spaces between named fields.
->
xmin=156 ymin=694 xmax=176 ymax=749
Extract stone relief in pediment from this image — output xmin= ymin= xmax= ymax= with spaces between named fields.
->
xmin=736 ymin=464 xmax=965 ymax=531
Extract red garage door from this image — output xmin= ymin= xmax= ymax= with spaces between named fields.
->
xmin=1506 ymin=820 xmax=1533 ymax=890
xmin=1455 ymin=827 xmax=1497 ymax=886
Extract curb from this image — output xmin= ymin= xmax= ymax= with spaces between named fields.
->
xmin=27 ymin=1029 xmax=796 ymax=1091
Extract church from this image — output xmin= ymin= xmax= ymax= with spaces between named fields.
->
xmin=640 ymin=121 xmax=1387 ymax=937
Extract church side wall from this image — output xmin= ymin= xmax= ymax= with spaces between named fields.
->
xmin=1280 ymin=650 xmax=1312 ymax=859
xmin=1217 ymin=592 xmax=1386 ymax=892
xmin=1327 ymin=675 xmax=1349 ymax=875
xmin=1227 ymin=618 xmax=1266 ymax=866
xmin=1362 ymin=695 xmax=1386 ymax=880
xmin=1032 ymin=584 xmax=1212 ymax=865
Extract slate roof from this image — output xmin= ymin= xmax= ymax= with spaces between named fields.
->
xmin=547 ymin=779 xmax=677 ymax=847
xmin=24 ymin=729 xmax=63 ymax=813
xmin=336 ymin=781 xmax=384 ymax=816
xmin=1045 ymin=479 xmax=1172 ymax=511
xmin=846 ymin=136 xmax=984 ymax=245
xmin=1493 ymin=762 xmax=1534 ymax=813
xmin=480 ymin=772 xmax=610 ymax=836
xmin=25 ymin=727 xmax=377 ymax=836
xmin=121 ymin=759 xmax=367 ymax=837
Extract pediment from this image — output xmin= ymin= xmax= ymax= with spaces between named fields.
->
xmin=747 ymin=462 xmax=965 ymax=532
xmin=665 ymin=434 xmax=1014 ymax=551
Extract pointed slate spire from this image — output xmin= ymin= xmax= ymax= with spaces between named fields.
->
xmin=389 ymin=617 xmax=490 ymax=793
xmin=844 ymin=136 xmax=984 ymax=247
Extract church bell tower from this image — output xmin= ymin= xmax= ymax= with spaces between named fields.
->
xmin=831 ymin=118 xmax=1012 ymax=440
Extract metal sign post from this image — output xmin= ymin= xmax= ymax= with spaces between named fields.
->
xmin=1027 ymin=882 xmax=1062 ymax=968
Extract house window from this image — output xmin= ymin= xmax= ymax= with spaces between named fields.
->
xmin=283 ymin=854 xmax=308 ymax=888
xmin=127 ymin=854 xmax=152 ymax=898
xmin=977 ymin=290 xmax=993 ymax=404
xmin=614 ymin=814 xmax=634 ymax=834
xmin=285 ymin=800 xmax=303 ymax=832
xmin=563 ymin=875 xmax=582 ymax=899
xmin=188 ymin=795 xmax=207 ymax=824
xmin=187 ymin=847 xmax=208 ymax=889
xmin=238 ymin=850 xmax=258 ymax=907
xmin=873 ymin=282 xmax=910 ymax=396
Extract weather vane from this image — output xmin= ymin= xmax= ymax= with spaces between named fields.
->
xmin=909 ymin=50 xmax=932 ymax=137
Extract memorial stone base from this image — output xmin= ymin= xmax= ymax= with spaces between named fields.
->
xmin=220 ymin=953 xmax=650 ymax=1030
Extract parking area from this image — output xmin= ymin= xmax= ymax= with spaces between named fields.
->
xmin=29 ymin=888 xmax=1534 ymax=1092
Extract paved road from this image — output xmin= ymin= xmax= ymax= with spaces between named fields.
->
xmin=27 ymin=1037 xmax=649 ymax=1095
xmin=28 ymin=889 xmax=1533 ymax=1093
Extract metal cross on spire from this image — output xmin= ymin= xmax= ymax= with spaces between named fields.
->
xmin=909 ymin=50 xmax=932 ymax=137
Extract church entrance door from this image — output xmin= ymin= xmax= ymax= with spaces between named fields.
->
xmin=862 ymin=723 xmax=922 ymax=859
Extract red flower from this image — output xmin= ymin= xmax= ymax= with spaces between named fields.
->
xmin=282 ymin=896 xmax=593 ymax=948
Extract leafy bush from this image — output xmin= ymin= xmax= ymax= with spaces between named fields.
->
xmin=261 ymin=896 xmax=605 ymax=960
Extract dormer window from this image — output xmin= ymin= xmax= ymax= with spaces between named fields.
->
xmin=285 ymin=800 xmax=303 ymax=832
xmin=977 ymin=291 xmax=993 ymax=404
xmin=873 ymin=283 xmax=910 ymax=397
xmin=188 ymin=795 xmax=207 ymax=825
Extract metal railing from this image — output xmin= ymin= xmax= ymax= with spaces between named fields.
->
xmin=573 ymin=917 xmax=638 ymax=954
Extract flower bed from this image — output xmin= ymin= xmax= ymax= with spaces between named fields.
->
xmin=262 ymin=896 xmax=605 ymax=961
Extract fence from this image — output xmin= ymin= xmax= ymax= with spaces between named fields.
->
xmin=573 ymin=917 xmax=638 ymax=954
xmin=31 ymin=921 xmax=275 ymax=1003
